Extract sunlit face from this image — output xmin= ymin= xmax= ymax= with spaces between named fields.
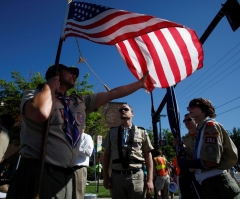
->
xmin=183 ymin=115 xmax=196 ymax=129
xmin=118 ymin=104 xmax=133 ymax=120
xmin=58 ymin=69 xmax=78 ymax=89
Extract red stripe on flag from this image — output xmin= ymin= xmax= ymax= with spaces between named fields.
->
xmin=155 ymin=29 xmax=181 ymax=84
xmin=117 ymin=40 xmax=154 ymax=91
xmin=187 ymin=29 xmax=204 ymax=70
xmin=169 ymin=28 xmax=193 ymax=77
xmin=141 ymin=33 xmax=170 ymax=88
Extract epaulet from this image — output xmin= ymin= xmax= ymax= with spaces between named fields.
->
xmin=137 ymin=126 xmax=145 ymax=130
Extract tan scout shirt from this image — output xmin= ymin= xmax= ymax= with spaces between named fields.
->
xmin=182 ymin=133 xmax=196 ymax=153
xmin=196 ymin=118 xmax=238 ymax=170
xmin=19 ymin=89 xmax=96 ymax=168
xmin=0 ymin=125 xmax=10 ymax=161
xmin=102 ymin=125 xmax=154 ymax=170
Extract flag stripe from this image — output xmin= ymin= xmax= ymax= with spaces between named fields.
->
xmin=115 ymin=27 xmax=203 ymax=90
xmin=62 ymin=2 xmax=204 ymax=91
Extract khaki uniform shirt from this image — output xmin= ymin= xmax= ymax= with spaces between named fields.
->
xmin=0 ymin=125 xmax=10 ymax=161
xmin=182 ymin=133 xmax=196 ymax=172
xmin=19 ymin=89 xmax=96 ymax=168
xmin=102 ymin=125 xmax=154 ymax=170
xmin=196 ymin=118 xmax=238 ymax=171
xmin=182 ymin=133 xmax=196 ymax=153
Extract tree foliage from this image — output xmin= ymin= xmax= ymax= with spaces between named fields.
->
xmin=146 ymin=127 xmax=176 ymax=162
xmin=0 ymin=70 xmax=108 ymax=145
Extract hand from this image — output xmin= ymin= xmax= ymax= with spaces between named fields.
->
xmin=139 ymin=71 xmax=149 ymax=90
xmin=173 ymin=138 xmax=180 ymax=146
xmin=145 ymin=180 xmax=154 ymax=194
xmin=103 ymin=175 xmax=112 ymax=189
xmin=46 ymin=76 xmax=60 ymax=93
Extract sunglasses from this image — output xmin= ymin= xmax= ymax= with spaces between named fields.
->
xmin=118 ymin=108 xmax=130 ymax=112
xmin=183 ymin=118 xmax=194 ymax=123
xmin=186 ymin=105 xmax=197 ymax=111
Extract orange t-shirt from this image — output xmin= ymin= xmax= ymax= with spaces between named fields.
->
xmin=172 ymin=157 xmax=180 ymax=176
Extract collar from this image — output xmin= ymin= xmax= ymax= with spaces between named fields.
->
xmin=197 ymin=117 xmax=211 ymax=131
xmin=121 ymin=125 xmax=132 ymax=130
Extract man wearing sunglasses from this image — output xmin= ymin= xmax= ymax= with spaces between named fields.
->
xmin=177 ymin=114 xmax=201 ymax=199
xmin=173 ymin=113 xmax=200 ymax=199
xmin=102 ymin=104 xmax=154 ymax=199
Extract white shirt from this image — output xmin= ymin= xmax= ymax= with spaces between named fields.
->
xmin=75 ymin=133 xmax=94 ymax=166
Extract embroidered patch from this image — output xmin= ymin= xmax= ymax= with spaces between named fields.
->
xmin=206 ymin=121 xmax=215 ymax=126
xmin=204 ymin=131 xmax=220 ymax=137
xmin=77 ymin=113 xmax=84 ymax=122
xmin=205 ymin=137 xmax=217 ymax=144
xmin=206 ymin=145 xmax=216 ymax=154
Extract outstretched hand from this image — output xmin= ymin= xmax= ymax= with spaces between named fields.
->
xmin=139 ymin=71 xmax=149 ymax=90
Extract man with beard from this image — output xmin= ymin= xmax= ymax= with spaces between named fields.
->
xmin=6 ymin=64 xmax=149 ymax=199
xmin=102 ymin=104 xmax=154 ymax=199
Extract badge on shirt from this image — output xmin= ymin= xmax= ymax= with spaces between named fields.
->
xmin=77 ymin=113 xmax=84 ymax=123
xmin=206 ymin=145 xmax=216 ymax=155
xmin=205 ymin=137 xmax=217 ymax=144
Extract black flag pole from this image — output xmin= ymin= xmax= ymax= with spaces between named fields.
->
xmin=33 ymin=37 xmax=64 ymax=199
xmin=33 ymin=1 xmax=71 ymax=198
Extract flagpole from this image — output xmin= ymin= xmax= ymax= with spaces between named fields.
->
xmin=33 ymin=37 xmax=63 ymax=199
xmin=33 ymin=2 xmax=71 ymax=197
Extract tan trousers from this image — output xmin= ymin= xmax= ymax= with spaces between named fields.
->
xmin=111 ymin=170 xmax=144 ymax=199
xmin=72 ymin=167 xmax=87 ymax=199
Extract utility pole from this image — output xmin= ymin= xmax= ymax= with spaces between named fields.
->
xmin=159 ymin=114 xmax=166 ymax=147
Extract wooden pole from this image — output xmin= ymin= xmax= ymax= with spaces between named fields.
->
xmin=33 ymin=38 xmax=63 ymax=199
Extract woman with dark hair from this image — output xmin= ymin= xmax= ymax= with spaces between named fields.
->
xmin=178 ymin=98 xmax=240 ymax=199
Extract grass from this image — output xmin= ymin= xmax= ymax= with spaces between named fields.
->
xmin=85 ymin=182 xmax=179 ymax=198
xmin=85 ymin=182 xmax=111 ymax=198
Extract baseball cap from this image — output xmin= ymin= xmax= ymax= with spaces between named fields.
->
xmin=45 ymin=64 xmax=79 ymax=80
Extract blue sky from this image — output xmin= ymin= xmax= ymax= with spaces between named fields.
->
xmin=1 ymin=0 xmax=240 ymax=137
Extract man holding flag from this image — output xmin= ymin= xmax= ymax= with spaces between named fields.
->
xmin=6 ymin=64 xmax=149 ymax=199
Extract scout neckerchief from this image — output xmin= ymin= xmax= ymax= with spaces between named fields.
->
xmin=117 ymin=124 xmax=135 ymax=170
xmin=57 ymin=93 xmax=80 ymax=148
xmin=193 ymin=118 xmax=213 ymax=159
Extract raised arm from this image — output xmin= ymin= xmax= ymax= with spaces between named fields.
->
xmin=94 ymin=72 xmax=149 ymax=109
xmin=24 ymin=76 xmax=60 ymax=122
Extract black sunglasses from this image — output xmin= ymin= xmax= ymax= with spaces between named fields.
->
xmin=183 ymin=118 xmax=194 ymax=123
xmin=118 ymin=108 xmax=130 ymax=112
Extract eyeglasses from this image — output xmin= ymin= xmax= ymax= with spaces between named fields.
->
xmin=186 ymin=105 xmax=196 ymax=111
xmin=183 ymin=118 xmax=194 ymax=123
xmin=118 ymin=108 xmax=130 ymax=112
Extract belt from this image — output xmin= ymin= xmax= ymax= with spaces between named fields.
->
xmin=112 ymin=159 xmax=143 ymax=164
xmin=72 ymin=165 xmax=86 ymax=171
xmin=112 ymin=168 xmax=142 ymax=175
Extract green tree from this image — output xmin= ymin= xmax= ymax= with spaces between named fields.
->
xmin=229 ymin=127 xmax=240 ymax=163
xmin=161 ymin=129 xmax=176 ymax=162
xmin=146 ymin=127 xmax=176 ymax=162
xmin=0 ymin=70 xmax=108 ymax=145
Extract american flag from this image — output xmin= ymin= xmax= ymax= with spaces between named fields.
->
xmin=61 ymin=2 xmax=203 ymax=91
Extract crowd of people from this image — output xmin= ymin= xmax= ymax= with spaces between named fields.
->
xmin=0 ymin=63 xmax=239 ymax=199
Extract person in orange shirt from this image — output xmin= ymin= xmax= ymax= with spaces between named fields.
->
xmin=153 ymin=150 xmax=171 ymax=199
